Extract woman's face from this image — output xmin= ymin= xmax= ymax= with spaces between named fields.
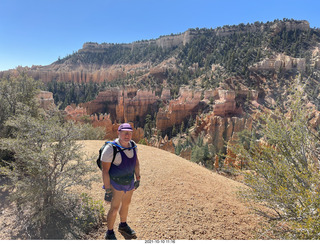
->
xmin=118 ymin=130 xmax=133 ymax=146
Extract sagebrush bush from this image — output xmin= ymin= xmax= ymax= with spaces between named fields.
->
xmin=0 ymin=110 xmax=102 ymax=239
xmin=0 ymin=74 xmax=105 ymax=239
xmin=229 ymin=82 xmax=320 ymax=239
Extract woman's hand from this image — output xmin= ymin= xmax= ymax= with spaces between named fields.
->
xmin=104 ymin=188 xmax=113 ymax=202
xmin=134 ymin=180 xmax=140 ymax=190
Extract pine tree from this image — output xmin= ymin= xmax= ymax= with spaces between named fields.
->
xmin=180 ymin=121 xmax=185 ymax=134
xmin=175 ymin=140 xmax=182 ymax=155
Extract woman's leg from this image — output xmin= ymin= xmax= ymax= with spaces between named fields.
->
xmin=119 ymin=189 xmax=134 ymax=223
xmin=107 ymin=188 xmax=124 ymax=230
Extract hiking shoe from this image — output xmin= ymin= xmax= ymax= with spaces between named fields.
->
xmin=105 ymin=231 xmax=117 ymax=240
xmin=118 ymin=224 xmax=137 ymax=239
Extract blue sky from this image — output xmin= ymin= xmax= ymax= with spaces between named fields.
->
xmin=0 ymin=0 xmax=319 ymax=71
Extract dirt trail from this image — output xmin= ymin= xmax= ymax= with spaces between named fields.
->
xmin=81 ymin=140 xmax=264 ymax=240
xmin=0 ymin=140 xmax=265 ymax=240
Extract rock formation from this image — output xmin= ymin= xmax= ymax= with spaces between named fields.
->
xmin=270 ymin=20 xmax=310 ymax=35
xmin=192 ymin=113 xmax=253 ymax=152
xmin=212 ymin=90 xmax=238 ymax=116
xmin=63 ymin=85 xmax=258 ymax=153
xmin=179 ymin=148 xmax=192 ymax=161
xmin=79 ymin=87 xmax=170 ymax=126
xmin=156 ymin=88 xmax=204 ymax=132
xmin=0 ymin=30 xmax=196 ymax=84
xmin=37 ymin=91 xmax=55 ymax=110
xmin=224 ymin=133 xmax=244 ymax=169
xmin=64 ymin=104 xmax=88 ymax=121
xmin=79 ymin=88 xmax=120 ymax=118
xmin=21 ymin=62 xmax=150 ymax=83
xmin=312 ymin=45 xmax=320 ymax=69
xmin=118 ymin=89 xmax=161 ymax=125
xmin=64 ymin=106 xmax=144 ymax=141
xmin=0 ymin=20 xmax=312 ymax=89
xmin=147 ymin=135 xmax=175 ymax=154
xmin=249 ymin=53 xmax=306 ymax=72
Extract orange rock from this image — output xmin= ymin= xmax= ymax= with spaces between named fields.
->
xmin=180 ymin=148 xmax=192 ymax=160
xmin=37 ymin=91 xmax=55 ymax=110
xmin=192 ymin=112 xmax=252 ymax=152
xmin=156 ymin=88 xmax=203 ymax=132
xmin=214 ymin=155 xmax=219 ymax=170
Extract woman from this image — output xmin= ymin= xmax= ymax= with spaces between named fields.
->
xmin=100 ymin=123 xmax=141 ymax=240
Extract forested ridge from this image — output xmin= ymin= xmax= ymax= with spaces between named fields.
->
xmin=47 ymin=19 xmax=320 ymax=108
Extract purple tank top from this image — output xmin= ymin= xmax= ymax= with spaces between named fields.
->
xmin=109 ymin=142 xmax=137 ymax=186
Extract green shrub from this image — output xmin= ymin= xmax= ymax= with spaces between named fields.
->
xmin=230 ymin=82 xmax=320 ymax=239
xmin=77 ymin=123 xmax=106 ymax=140
xmin=75 ymin=193 xmax=105 ymax=234
xmin=138 ymin=138 xmax=147 ymax=145
xmin=0 ymin=103 xmax=101 ymax=239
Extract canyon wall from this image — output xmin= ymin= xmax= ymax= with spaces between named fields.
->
xmin=21 ymin=62 xmax=150 ymax=83
xmin=15 ymin=30 xmax=196 ymax=84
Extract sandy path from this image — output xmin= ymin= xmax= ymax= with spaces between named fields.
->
xmin=81 ymin=140 xmax=264 ymax=240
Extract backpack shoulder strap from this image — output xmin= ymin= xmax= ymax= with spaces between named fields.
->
xmin=130 ymin=140 xmax=137 ymax=149
xmin=107 ymin=141 xmax=120 ymax=164
xmin=110 ymin=143 xmax=118 ymax=164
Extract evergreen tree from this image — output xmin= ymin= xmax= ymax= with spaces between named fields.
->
xmin=203 ymin=143 xmax=209 ymax=161
xmin=191 ymin=145 xmax=204 ymax=164
xmin=175 ymin=140 xmax=182 ymax=155
xmin=180 ymin=121 xmax=185 ymax=134
xmin=172 ymin=124 xmax=177 ymax=137
xmin=144 ymin=114 xmax=152 ymax=139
